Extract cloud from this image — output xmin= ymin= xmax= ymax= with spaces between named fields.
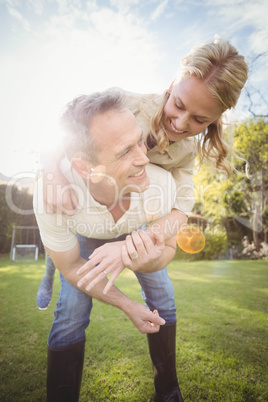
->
xmin=26 ymin=0 xmax=44 ymax=15
xmin=110 ymin=0 xmax=140 ymax=14
xmin=204 ymin=0 xmax=268 ymax=54
xmin=32 ymin=5 xmax=167 ymax=92
xmin=6 ymin=4 xmax=31 ymax=30
xmin=151 ymin=0 xmax=169 ymax=21
xmin=249 ymin=30 xmax=268 ymax=56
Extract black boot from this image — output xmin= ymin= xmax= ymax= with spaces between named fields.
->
xmin=47 ymin=341 xmax=85 ymax=402
xmin=147 ymin=322 xmax=184 ymax=402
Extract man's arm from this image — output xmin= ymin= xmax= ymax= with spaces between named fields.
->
xmin=74 ymin=230 xmax=176 ymax=293
xmin=76 ymin=231 xmax=176 ymax=294
xmin=46 ymin=242 xmax=165 ymax=334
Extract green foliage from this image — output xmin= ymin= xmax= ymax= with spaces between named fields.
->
xmin=1 ymin=257 xmax=268 ymax=401
xmin=200 ymin=230 xmax=227 ymax=260
xmin=224 ymin=216 xmax=252 ymax=245
xmin=0 ymin=185 xmax=16 ymax=252
xmin=233 ymin=118 xmax=268 ymax=171
xmin=176 ymin=228 xmax=227 ymax=261
xmin=193 ymin=162 xmax=227 ymax=223
xmin=193 ymin=118 xmax=268 ymax=250
xmin=0 ymin=184 xmax=39 ymax=253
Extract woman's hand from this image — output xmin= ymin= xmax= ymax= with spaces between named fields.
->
xmin=76 ymin=241 xmax=125 ymax=294
xmin=76 ymin=229 xmax=167 ymax=295
xmin=122 ymin=230 xmax=165 ymax=272
xmin=43 ymin=168 xmax=79 ymax=215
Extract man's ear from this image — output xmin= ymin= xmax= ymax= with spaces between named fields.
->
xmin=90 ymin=165 xmax=107 ymax=183
xmin=71 ymin=157 xmax=107 ymax=183
xmin=71 ymin=153 xmax=92 ymax=179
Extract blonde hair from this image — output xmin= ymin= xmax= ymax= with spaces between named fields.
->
xmin=148 ymin=37 xmax=248 ymax=176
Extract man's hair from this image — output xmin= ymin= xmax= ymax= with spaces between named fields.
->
xmin=62 ymin=90 xmax=126 ymax=162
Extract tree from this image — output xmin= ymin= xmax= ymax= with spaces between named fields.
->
xmin=243 ymin=52 xmax=268 ymax=118
xmin=194 ymin=118 xmax=268 ymax=251
xmin=231 ymin=118 xmax=268 ymax=250
xmin=193 ymin=118 xmax=268 ymax=251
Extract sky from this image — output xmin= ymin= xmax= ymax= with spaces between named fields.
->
xmin=1 ymin=0 xmax=267 ymax=177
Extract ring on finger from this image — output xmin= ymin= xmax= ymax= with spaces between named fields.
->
xmin=132 ymin=253 xmax=138 ymax=261
xmin=103 ymin=270 xmax=108 ymax=276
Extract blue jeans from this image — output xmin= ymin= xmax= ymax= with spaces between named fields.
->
xmin=48 ymin=234 xmax=176 ymax=350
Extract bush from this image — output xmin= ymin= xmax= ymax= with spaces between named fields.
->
xmin=201 ymin=230 xmax=228 ymax=260
xmin=175 ymin=228 xmax=227 ymax=261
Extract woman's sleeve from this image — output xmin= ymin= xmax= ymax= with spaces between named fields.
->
xmin=170 ymin=156 xmax=196 ymax=216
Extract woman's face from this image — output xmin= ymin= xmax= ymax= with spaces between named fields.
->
xmin=162 ymin=76 xmax=223 ymax=142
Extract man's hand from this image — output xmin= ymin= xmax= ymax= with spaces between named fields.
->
xmin=122 ymin=230 xmax=165 ymax=272
xmin=76 ymin=230 xmax=175 ymax=295
xmin=76 ymin=231 xmax=165 ymax=294
xmin=46 ymin=244 xmax=166 ymax=335
xmin=124 ymin=304 xmax=165 ymax=334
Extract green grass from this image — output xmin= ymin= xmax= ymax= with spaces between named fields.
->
xmin=0 ymin=256 xmax=267 ymax=401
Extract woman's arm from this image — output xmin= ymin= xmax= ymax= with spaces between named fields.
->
xmin=146 ymin=208 xmax=188 ymax=241
xmin=41 ymin=150 xmax=79 ymax=214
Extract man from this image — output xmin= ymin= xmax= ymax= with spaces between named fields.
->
xmin=34 ymin=90 xmax=183 ymax=401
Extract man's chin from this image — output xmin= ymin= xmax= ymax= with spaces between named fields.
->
xmin=128 ymin=176 xmax=150 ymax=193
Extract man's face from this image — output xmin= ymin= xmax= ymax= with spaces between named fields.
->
xmin=90 ymin=108 xmax=150 ymax=196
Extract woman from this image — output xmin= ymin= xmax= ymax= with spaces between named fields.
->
xmin=39 ymin=37 xmax=248 ymax=402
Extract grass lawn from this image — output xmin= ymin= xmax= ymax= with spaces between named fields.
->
xmin=0 ymin=255 xmax=267 ymax=401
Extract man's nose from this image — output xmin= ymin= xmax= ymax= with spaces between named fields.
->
xmin=134 ymin=143 xmax=149 ymax=165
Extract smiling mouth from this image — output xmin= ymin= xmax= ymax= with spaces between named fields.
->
xmin=170 ymin=121 xmax=185 ymax=134
xmin=131 ymin=169 xmax=145 ymax=177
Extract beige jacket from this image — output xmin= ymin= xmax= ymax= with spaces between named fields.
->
xmin=112 ymin=87 xmax=198 ymax=215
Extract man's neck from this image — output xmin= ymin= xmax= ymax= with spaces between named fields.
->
xmin=89 ymin=183 xmax=131 ymax=223
xmin=108 ymin=197 xmax=131 ymax=223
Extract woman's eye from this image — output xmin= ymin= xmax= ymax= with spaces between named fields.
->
xmin=195 ymin=118 xmax=204 ymax=124
xmin=175 ymin=103 xmax=181 ymax=109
